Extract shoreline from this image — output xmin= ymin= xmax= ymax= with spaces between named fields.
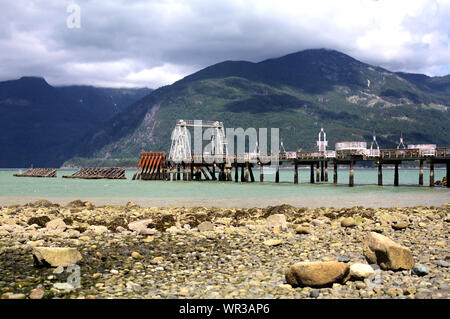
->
xmin=0 ymin=200 xmax=448 ymax=299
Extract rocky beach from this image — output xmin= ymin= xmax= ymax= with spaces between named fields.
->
xmin=0 ymin=200 xmax=448 ymax=299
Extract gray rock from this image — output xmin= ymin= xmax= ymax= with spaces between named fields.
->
xmin=412 ymin=265 xmax=429 ymax=276
xmin=435 ymin=260 xmax=450 ymax=268
xmin=338 ymin=256 xmax=350 ymax=263
xmin=310 ymin=289 xmax=320 ymax=298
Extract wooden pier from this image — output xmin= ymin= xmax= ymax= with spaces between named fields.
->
xmin=63 ymin=167 xmax=126 ymax=179
xmin=134 ymin=147 xmax=450 ymax=187
xmin=14 ymin=168 xmax=57 ymax=178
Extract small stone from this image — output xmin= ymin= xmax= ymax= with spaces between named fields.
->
xmin=310 ymin=289 xmax=320 ymax=298
xmin=350 ymin=263 xmax=375 ymax=280
xmin=53 ymin=282 xmax=74 ymax=291
xmin=92 ymin=273 xmax=101 ymax=279
xmin=110 ymin=269 xmax=119 ymax=274
xmin=266 ymin=214 xmax=287 ymax=230
xmin=263 ymin=239 xmax=283 ymax=247
xmin=29 ymin=288 xmax=45 ymax=299
xmin=435 ymin=260 xmax=450 ymax=268
xmin=338 ymin=256 xmax=350 ymax=263
xmin=1 ymin=293 xmax=26 ymax=299
xmin=131 ymin=251 xmax=143 ymax=259
xmin=295 ymin=225 xmax=312 ymax=234
xmin=392 ymin=221 xmax=409 ymax=230
xmin=355 ymin=282 xmax=366 ymax=289
xmin=370 ymin=264 xmax=380 ymax=270
xmin=53 ymin=266 xmax=65 ymax=274
xmin=412 ymin=265 xmax=429 ymax=276
xmin=142 ymin=236 xmax=154 ymax=243
xmin=341 ymin=217 xmax=356 ymax=227
xmin=198 ymin=221 xmax=214 ymax=232
xmin=45 ymin=218 xmax=67 ymax=233
xmin=152 ymin=256 xmax=164 ymax=263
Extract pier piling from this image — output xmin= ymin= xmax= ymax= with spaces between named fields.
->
xmin=394 ymin=163 xmax=399 ymax=186
xmin=333 ymin=162 xmax=337 ymax=184
xmin=430 ymin=163 xmax=434 ymax=187
xmin=419 ymin=160 xmax=424 ymax=186
xmin=294 ymin=163 xmax=298 ymax=184
xmin=310 ymin=164 xmax=315 ymax=184
xmin=378 ymin=163 xmax=383 ymax=186
xmin=349 ymin=161 xmax=354 ymax=187
xmin=325 ymin=161 xmax=328 ymax=182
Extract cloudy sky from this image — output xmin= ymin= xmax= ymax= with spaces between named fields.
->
xmin=1 ymin=0 xmax=449 ymax=88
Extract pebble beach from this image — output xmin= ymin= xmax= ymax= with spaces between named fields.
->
xmin=0 ymin=200 xmax=448 ymax=299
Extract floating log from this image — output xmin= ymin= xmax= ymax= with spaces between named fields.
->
xmin=63 ymin=167 xmax=126 ymax=179
xmin=14 ymin=168 xmax=56 ymax=178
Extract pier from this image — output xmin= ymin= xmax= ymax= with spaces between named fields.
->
xmin=133 ymin=120 xmax=450 ymax=187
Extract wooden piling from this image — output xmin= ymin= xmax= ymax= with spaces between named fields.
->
xmin=447 ymin=162 xmax=450 ymax=188
xmin=275 ymin=165 xmax=280 ymax=183
xmin=176 ymin=164 xmax=181 ymax=181
xmin=333 ymin=162 xmax=337 ymax=185
xmin=234 ymin=164 xmax=238 ymax=182
xmin=183 ymin=163 xmax=187 ymax=181
xmin=378 ymin=163 xmax=383 ymax=186
xmin=241 ymin=165 xmax=245 ymax=182
xmin=249 ymin=165 xmax=255 ymax=183
xmin=294 ymin=163 xmax=298 ymax=184
xmin=394 ymin=163 xmax=399 ymax=186
xmin=320 ymin=161 xmax=324 ymax=182
xmin=260 ymin=164 xmax=264 ymax=183
xmin=310 ymin=164 xmax=315 ymax=184
xmin=349 ymin=161 xmax=354 ymax=187
xmin=316 ymin=162 xmax=320 ymax=182
xmin=245 ymin=162 xmax=249 ymax=183
xmin=419 ymin=160 xmax=424 ymax=186
xmin=430 ymin=163 xmax=434 ymax=187
xmin=325 ymin=161 xmax=328 ymax=182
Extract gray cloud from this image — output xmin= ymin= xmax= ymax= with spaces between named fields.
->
xmin=0 ymin=0 xmax=449 ymax=88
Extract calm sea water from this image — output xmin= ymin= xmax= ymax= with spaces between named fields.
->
xmin=0 ymin=168 xmax=448 ymax=208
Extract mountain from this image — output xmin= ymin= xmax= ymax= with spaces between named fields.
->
xmin=68 ymin=49 xmax=450 ymax=165
xmin=0 ymin=76 xmax=152 ymax=167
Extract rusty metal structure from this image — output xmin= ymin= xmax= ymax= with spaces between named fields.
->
xmin=132 ymin=152 xmax=169 ymax=180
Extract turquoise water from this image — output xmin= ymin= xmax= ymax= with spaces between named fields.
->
xmin=0 ymin=168 xmax=448 ymax=208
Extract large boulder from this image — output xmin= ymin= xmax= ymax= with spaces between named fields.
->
xmin=32 ymin=247 xmax=82 ymax=267
xmin=285 ymin=261 xmax=350 ymax=288
xmin=363 ymin=232 xmax=414 ymax=270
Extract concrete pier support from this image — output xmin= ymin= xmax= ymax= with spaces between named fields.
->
xmin=419 ymin=160 xmax=424 ymax=186
xmin=349 ymin=161 xmax=354 ymax=187
xmin=325 ymin=161 xmax=328 ymax=182
xmin=183 ymin=163 xmax=187 ymax=181
xmin=294 ymin=163 xmax=298 ymax=184
xmin=333 ymin=162 xmax=337 ymax=185
xmin=310 ymin=164 xmax=315 ymax=184
xmin=430 ymin=163 xmax=434 ymax=187
xmin=394 ymin=163 xmax=399 ymax=186
xmin=378 ymin=163 xmax=382 ymax=186
xmin=275 ymin=165 xmax=280 ymax=183
xmin=320 ymin=161 xmax=324 ymax=181
xmin=260 ymin=165 xmax=264 ymax=183
xmin=316 ymin=163 xmax=320 ymax=182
